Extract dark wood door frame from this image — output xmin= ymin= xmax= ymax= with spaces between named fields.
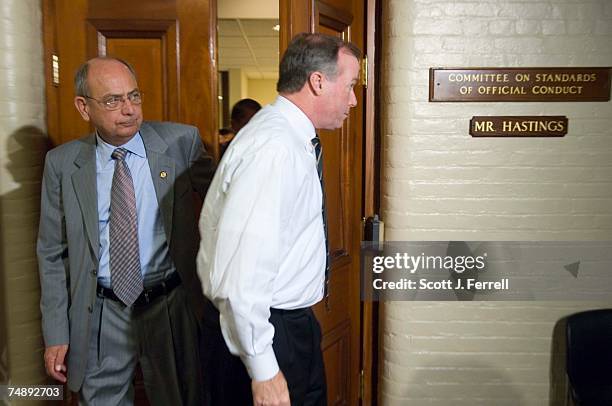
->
xmin=361 ymin=0 xmax=381 ymax=404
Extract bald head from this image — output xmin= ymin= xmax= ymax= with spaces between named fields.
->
xmin=74 ymin=57 xmax=137 ymax=97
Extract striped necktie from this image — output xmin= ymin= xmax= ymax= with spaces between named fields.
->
xmin=109 ymin=147 xmax=143 ymax=306
xmin=311 ymin=136 xmax=330 ymax=302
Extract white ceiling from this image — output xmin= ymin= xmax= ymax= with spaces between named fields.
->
xmin=218 ymin=18 xmax=280 ymax=79
xmin=217 ymin=0 xmax=278 ymax=19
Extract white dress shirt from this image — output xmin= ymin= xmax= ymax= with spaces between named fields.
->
xmin=197 ymin=96 xmax=326 ymax=382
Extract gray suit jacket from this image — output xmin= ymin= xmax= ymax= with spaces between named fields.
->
xmin=37 ymin=121 xmax=215 ymax=391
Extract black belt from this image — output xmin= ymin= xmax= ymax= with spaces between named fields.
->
xmin=97 ymin=272 xmax=181 ymax=307
xmin=270 ymin=307 xmax=309 ymax=315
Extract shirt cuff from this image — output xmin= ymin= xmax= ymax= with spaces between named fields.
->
xmin=241 ymin=346 xmax=280 ymax=381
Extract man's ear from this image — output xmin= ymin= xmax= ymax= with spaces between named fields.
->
xmin=74 ymin=96 xmax=91 ymax=122
xmin=308 ymin=71 xmax=325 ymax=96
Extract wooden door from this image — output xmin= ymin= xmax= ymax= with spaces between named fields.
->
xmin=281 ymin=1 xmax=366 ymax=405
xmin=43 ymin=0 xmax=218 ymax=157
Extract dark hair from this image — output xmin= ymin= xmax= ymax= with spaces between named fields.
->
xmin=230 ymin=98 xmax=262 ymax=132
xmin=276 ymin=33 xmax=361 ymax=94
xmin=74 ymin=57 xmax=137 ymax=97
xmin=231 ymin=98 xmax=262 ymax=123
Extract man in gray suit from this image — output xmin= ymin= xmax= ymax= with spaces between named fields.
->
xmin=37 ymin=57 xmax=214 ymax=405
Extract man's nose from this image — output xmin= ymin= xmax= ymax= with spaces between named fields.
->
xmin=349 ymin=89 xmax=357 ymax=107
xmin=121 ymin=98 xmax=136 ymax=115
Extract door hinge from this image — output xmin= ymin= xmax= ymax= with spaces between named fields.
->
xmin=361 ymin=55 xmax=368 ymax=88
xmin=52 ymin=53 xmax=60 ymax=86
xmin=359 ymin=369 xmax=365 ymax=399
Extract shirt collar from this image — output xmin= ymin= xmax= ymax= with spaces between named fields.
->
xmin=273 ymin=96 xmax=317 ymax=147
xmin=96 ymin=131 xmax=146 ymax=161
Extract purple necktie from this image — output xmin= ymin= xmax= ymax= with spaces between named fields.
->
xmin=109 ymin=148 xmax=143 ymax=306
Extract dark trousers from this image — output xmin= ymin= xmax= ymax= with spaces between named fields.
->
xmin=201 ymin=307 xmax=327 ymax=406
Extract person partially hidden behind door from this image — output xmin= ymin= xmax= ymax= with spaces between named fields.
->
xmin=197 ymin=33 xmax=361 ymax=406
xmin=37 ymin=56 xmax=215 ymax=405
xmin=219 ymin=98 xmax=262 ymax=158
xmin=231 ymin=98 xmax=262 ymax=134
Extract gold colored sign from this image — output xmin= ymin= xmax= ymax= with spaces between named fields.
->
xmin=470 ymin=116 xmax=568 ymax=137
xmin=430 ymin=68 xmax=610 ymax=102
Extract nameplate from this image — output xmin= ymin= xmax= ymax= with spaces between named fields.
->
xmin=470 ymin=116 xmax=568 ymax=137
xmin=430 ymin=68 xmax=610 ymax=102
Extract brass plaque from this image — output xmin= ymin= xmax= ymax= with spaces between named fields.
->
xmin=430 ymin=68 xmax=611 ymax=102
xmin=470 ymin=116 xmax=568 ymax=137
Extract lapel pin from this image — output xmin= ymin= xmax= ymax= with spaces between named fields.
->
xmin=160 ymin=171 xmax=167 ymax=179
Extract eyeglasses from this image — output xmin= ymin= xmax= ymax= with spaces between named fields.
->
xmin=84 ymin=91 xmax=143 ymax=111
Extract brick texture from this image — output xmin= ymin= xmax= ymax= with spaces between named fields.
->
xmin=381 ymin=0 xmax=612 ymax=404
xmin=0 ymin=0 xmax=47 ymax=391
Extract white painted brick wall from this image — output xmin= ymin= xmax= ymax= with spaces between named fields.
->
xmin=382 ymin=0 xmax=612 ymax=404
xmin=0 ymin=0 xmax=47 ymax=389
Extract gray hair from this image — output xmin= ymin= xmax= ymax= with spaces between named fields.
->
xmin=74 ymin=57 xmax=137 ymax=97
xmin=277 ymin=33 xmax=361 ymax=94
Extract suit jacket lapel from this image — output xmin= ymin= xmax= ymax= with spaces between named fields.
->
xmin=72 ymin=135 xmax=99 ymax=260
xmin=140 ymin=123 xmax=175 ymax=245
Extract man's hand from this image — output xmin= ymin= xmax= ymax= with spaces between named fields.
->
xmin=251 ymin=371 xmax=290 ymax=406
xmin=44 ymin=344 xmax=68 ymax=383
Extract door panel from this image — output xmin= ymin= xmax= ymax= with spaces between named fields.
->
xmin=84 ymin=17 xmax=180 ymax=135
xmin=321 ymin=123 xmax=347 ymax=256
xmin=105 ymin=38 xmax=164 ymax=121
xmin=280 ymin=1 xmax=365 ymax=405
xmin=86 ymin=18 xmax=180 ymax=123
xmin=45 ymin=0 xmax=89 ymax=144
xmin=43 ymin=0 xmax=217 ymax=156
xmin=323 ymin=321 xmax=351 ymax=405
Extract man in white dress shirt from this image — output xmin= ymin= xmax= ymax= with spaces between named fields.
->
xmin=197 ymin=33 xmax=360 ymax=406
